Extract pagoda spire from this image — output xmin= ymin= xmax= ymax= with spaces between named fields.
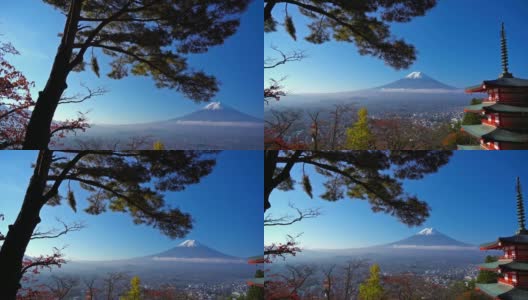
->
xmin=516 ymin=177 xmax=528 ymax=235
xmin=500 ymin=22 xmax=513 ymax=78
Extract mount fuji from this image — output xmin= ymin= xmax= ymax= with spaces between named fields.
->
xmin=267 ymin=71 xmax=473 ymax=113
xmin=376 ymin=72 xmax=458 ymax=91
xmin=59 ymin=102 xmax=263 ymax=149
xmin=146 ymin=240 xmax=244 ymax=263
xmin=42 ymin=240 xmax=254 ymax=287
xmin=173 ymin=102 xmax=263 ymax=124
xmin=271 ymin=229 xmax=489 ymax=276
xmin=382 ymin=228 xmax=475 ymax=250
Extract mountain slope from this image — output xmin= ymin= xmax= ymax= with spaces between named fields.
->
xmin=146 ymin=240 xmax=243 ymax=263
xmin=266 ymin=71 xmax=472 ymax=114
xmin=382 ymin=228 xmax=474 ymax=249
xmin=376 ymin=72 xmax=458 ymax=90
xmin=173 ymin=102 xmax=262 ymax=124
xmin=58 ymin=102 xmax=263 ymax=150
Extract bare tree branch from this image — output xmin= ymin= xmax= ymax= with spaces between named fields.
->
xmin=31 ymin=219 xmax=85 ymax=240
xmin=265 ymin=204 xmax=321 ymax=227
xmin=59 ymin=83 xmax=108 ymax=105
xmin=265 ymin=46 xmax=306 ymax=69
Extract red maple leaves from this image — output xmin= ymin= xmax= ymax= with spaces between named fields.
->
xmin=0 ymin=42 xmax=89 ymax=149
xmin=16 ymin=248 xmax=66 ymax=299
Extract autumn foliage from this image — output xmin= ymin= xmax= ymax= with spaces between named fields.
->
xmin=0 ymin=42 xmax=34 ymax=149
xmin=0 ymin=42 xmax=89 ymax=149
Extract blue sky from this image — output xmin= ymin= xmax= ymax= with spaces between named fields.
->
xmin=264 ymin=0 xmax=528 ymax=93
xmin=0 ymin=151 xmax=262 ymax=260
xmin=0 ymin=0 xmax=262 ymax=124
xmin=265 ymin=151 xmax=528 ymax=249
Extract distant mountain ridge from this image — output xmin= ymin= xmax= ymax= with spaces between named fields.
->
xmin=265 ymin=71 xmax=472 ymax=114
xmin=145 ymin=240 xmax=244 ymax=263
xmin=381 ymin=228 xmax=475 ymax=250
xmin=376 ymin=72 xmax=458 ymax=91
xmin=172 ymin=102 xmax=263 ymax=124
xmin=59 ymin=102 xmax=263 ymax=150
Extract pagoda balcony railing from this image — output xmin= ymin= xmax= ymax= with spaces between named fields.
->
xmin=482 ymin=119 xmax=498 ymax=127
xmin=501 ymin=255 xmax=528 ymax=261
xmin=499 ymin=277 xmax=516 ymax=286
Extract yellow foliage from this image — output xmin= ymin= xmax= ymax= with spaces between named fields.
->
xmin=345 ymin=108 xmax=374 ymax=150
xmin=153 ymin=141 xmax=165 ymax=150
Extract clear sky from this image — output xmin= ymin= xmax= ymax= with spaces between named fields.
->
xmin=0 ymin=0 xmax=262 ymax=124
xmin=265 ymin=151 xmax=528 ymax=249
xmin=0 ymin=151 xmax=262 ymax=260
xmin=264 ymin=0 xmax=528 ymax=93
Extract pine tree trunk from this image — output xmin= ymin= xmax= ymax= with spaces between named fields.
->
xmin=22 ymin=0 xmax=83 ymax=149
xmin=0 ymin=150 xmax=52 ymax=299
xmin=264 ymin=151 xmax=278 ymax=212
xmin=22 ymin=63 xmax=70 ymax=149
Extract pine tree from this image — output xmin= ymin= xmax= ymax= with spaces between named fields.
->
xmin=476 ymin=256 xmax=499 ymax=284
xmin=265 ymin=151 xmax=452 ymax=225
xmin=346 ymin=108 xmax=374 ymax=150
xmin=264 ymin=0 xmax=437 ymax=69
xmin=122 ymin=276 xmax=142 ymax=300
xmin=23 ymin=0 xmax=250 ymax=149
xmin=461 ymin=98 xmax=483 ymax=125
xmin=0 ymin=150 xmax=218 ymax=299
xmin=0 ymin=41 xmax=89 ymax=149
xmin=246 ymin=270 xmax=264 ymax=300
xmin=359 ymin=264 xmax=384 ymax=300
xmin=153 ymin=141 xmax=165 ymax=150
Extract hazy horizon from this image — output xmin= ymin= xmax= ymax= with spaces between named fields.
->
xmin=264 ymin=0 xmax=528 ymax=94
xmin=1 ymin=0 xmax=262 ymax=124
xmin=0 ymin=151 xmax=262 ymax=261
xmin=265 ymin=151 xmax=528 ymax=249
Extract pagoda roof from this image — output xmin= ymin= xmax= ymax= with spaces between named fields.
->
xmin=479 ymin=260 xmax=528 ymax=272
xmin=481 ymin=234 xmax=528 ymax=250
xmin=247 ymin=277 xmax=265 ymax=287
xmin=501 ymin=261 xmax=528 ymax=272
xmin=457 ymin=144 xmax=484 ymax=150
xmin=464 ymin=102 xmax=493 ymax=113
xmin=477 ymin=283 xmax=528 ymax=300
xmin=247 ymin=255 xmax=264 ymax=263
xmin=479 ymin=259 xmax=513 ymax=270
xmin=467 ymin=77 xmax=528 ymax=93
xmin=486 ymin=104 xmax=528 ymax=114
xmin=464 ymin=103 xmax=528 ymax=114
xmin=462 ymin=124 xmax=528 ymax=143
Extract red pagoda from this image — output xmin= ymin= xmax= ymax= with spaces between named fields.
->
xmin=460 ymin=23 xmax=528 ymax=150
xmin=247 ymin=255 xmax=264 ymax=288
xmin=477 ymin=177 xmax=528 ymax=299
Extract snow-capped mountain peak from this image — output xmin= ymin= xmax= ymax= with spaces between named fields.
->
xmin=146 ymin=240 xmax=244 ymax=263
xmin=376 ymin=71 xmax=457 ymax=91
xmin=406 ymin=71 xmax=426 ymax=79
xmin=204 ymin=102 xmax=224 ymax=110
xmin=381 ymin=228 xmax=475 ymax=250
xmin=178 ymin=240 xmax=199 ymax=247
xmin=417 ymin=228 xmax=437 ymax=235
xmin=172 ymin=102 xmax=263 ymax=125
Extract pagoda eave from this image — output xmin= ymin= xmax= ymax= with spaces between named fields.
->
xmin=499 ymin=262 xmax=528 ymax=273
xmin=480 ymin=240 xmax=502 ymax=250
xmin=457 ymin=144 xmax=485 ymax=150
xmin=466 ymin=84 xmax=486 ymax=93
xmin=484 ymin=104 xmax=528 ymax=114
xmin=479 ymin=259 xmax=514 ymax=271
xmin=464 ymin=102 xmax=494 ymax=113
xmin=247 ymin=277 xmax=265 ymax=287
xmin=461 ymin=124 xmax=495 ymax=140
xmin=247 ymin=255 xmax=264 ymax=264
xmin=462 ymin=125 xmax=528 ymax=143
xmin=466 ymin=77 xmax=528 ymax=93
xmin=477 ymin=283 xmax=528 ymax=300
